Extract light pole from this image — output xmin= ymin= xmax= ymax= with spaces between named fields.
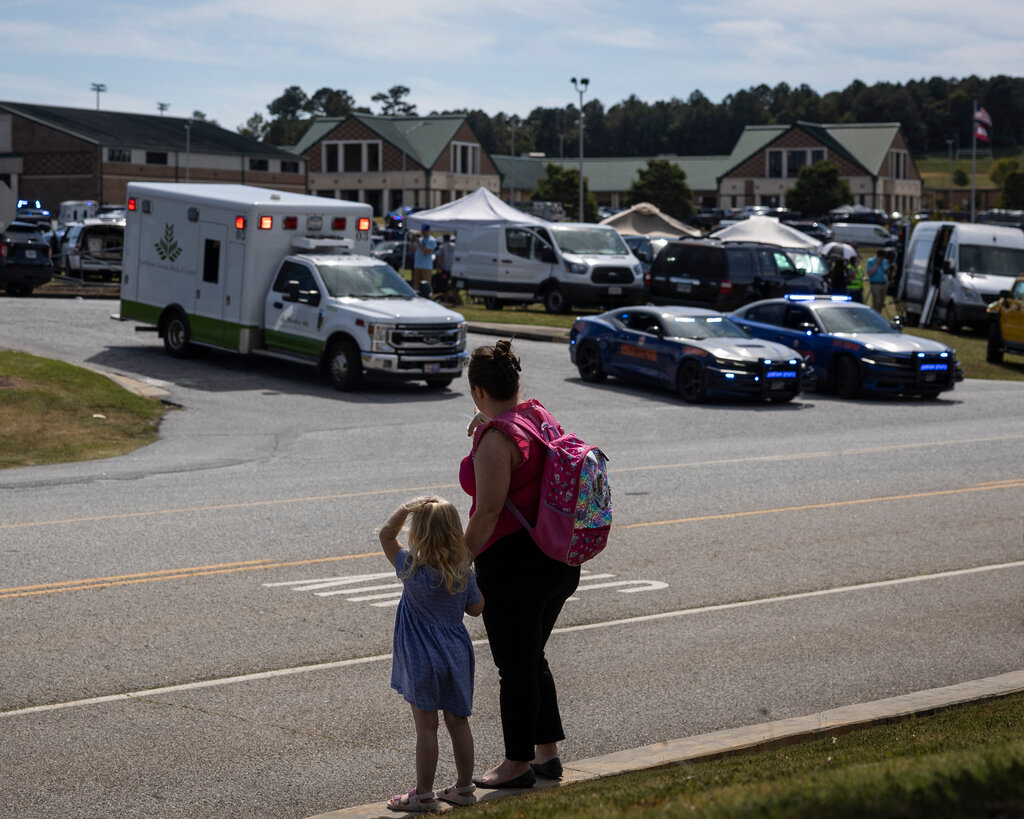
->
xmin=508 ymin=115 xmax=519 ymax=205
xmin=184 ymin=119 xmax=192 ymax=182
xmin=946 ymin=138 xmax=954 ymax=215
xmin=570 ymin=77 xmax=589 ymax=221
xmin=157 ymin=102 xmax=169 ymax=116
xmin=90 ymin=83 xmax=106 ymax=110
xmin=399 ymin=120 xmax=433 ymax=275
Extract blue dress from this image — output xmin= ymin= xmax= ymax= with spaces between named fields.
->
xmin=391 ymin=549 xmax=481 ymax=716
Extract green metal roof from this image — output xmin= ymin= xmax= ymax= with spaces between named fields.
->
xmin=293 ymin=113 xmax=467 ymax=168
xmin=821 ymin=122 xmax=902 ymax=175
xmin=491 ymin=154 xmax=732 ymax=194
xmin=0 ymin=101 xmax=295 ymax=158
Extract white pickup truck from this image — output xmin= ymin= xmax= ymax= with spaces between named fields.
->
xmin=118 ymin=183 xmax=467 ymax=390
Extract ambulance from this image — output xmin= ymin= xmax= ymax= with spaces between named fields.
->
xmin=118 ymin=183 xmax=467 ymax=390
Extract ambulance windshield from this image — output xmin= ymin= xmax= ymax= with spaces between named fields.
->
xmin=317 ymin=262 xmax=416 ymax=299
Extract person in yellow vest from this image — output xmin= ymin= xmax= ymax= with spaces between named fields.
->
xmin=846 ymin=254 xmax=864 ymax=302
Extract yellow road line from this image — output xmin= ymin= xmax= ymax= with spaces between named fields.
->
xmin=615 ymin=479 xmax=1024 ymax=530
xmin=0 ymin=552 xmax=378 ymax=600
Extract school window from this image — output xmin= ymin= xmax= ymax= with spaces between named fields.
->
xmin=767 ymin=151 xmax=783 ymax=178
xmin=146 ymin=151 xmax=168 ymax=165
xmin=811 ymin=149 xmax=825 ymax=164
xmin=248 ymin=158 xmax=269 ymax=171
xmin=324 ymin=141 xmax=382 ymax=173
xmin=324 ymin=143 xmax=338 ymax=173
xmin=280 ymin=160 xmax=300 ymax=174
xmin=451 ymin=142 xmax=480 ymax=175
xmin=786 ymin=150 xmax=807 ymax=178
xmin=107 ymin=148 xmax=130 ymax=163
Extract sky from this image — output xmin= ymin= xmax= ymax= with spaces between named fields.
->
xmin=4 ymin=0 xmax=1024 ymax=133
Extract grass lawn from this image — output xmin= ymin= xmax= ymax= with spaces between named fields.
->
xmin=0 ymin=351 xmax=167 ymax=469
xmin=464 ymin=692 xmax=1024 ymax=818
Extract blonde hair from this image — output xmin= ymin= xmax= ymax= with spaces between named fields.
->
xmin=401 ymin=497 xmax=472 ymax=594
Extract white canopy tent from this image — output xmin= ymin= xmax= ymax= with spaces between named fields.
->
xmin=599 ymin=201 xmax=700 ymax=238
xmin=708 ymin=216 xmax=822 ymax=250
xmin=404 ymin=187 xmax=548 ymax=231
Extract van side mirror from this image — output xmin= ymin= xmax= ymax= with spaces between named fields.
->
xmin=799 ymin=322 xmax=819 ymax=335
xmin=539 ymin=245 xmax=557 ymax=264
xmin=283 ymin=281 xmax=301 ymax=301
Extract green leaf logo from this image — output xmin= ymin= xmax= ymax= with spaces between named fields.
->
xmin=155 ymin=223 xmax=183 ymax=262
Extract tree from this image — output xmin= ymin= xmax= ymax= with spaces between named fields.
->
xmin=308 ymin=87 xmax=356 ymax=118
xmin=953 ymin=167 xmax=970 ymax=187
xmin=1000 ymin=170 xmax=1024 ymax=209
xmin=989 ymin=157 xmax=1021 ymax=187
xmin=372 ymin=85 xmax=416 ymax=116
xmin=237 ymin=112 xmax=270 ymax=141
xmin=625 ymin=159 xmax=694 ymax=219
xmin=531 ymin=164 xmax=598 ymax=222
xmin=190 ymin=110 xmax=219 ymax=127
xmin=267 ymin=85 xmax=309 ymax=121
xmin=785 ymin=161 xmax=853 ymax=218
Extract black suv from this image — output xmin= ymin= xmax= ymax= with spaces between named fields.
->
xmin=1 ymin=221 xmax=54 ymax=296
xmin=648 ymin=240 xmax=826 ymax=310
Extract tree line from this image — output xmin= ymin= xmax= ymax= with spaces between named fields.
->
xmin=240 ymin=76 xmax=1024 ymax=158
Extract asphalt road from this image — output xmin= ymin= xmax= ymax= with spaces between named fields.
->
xmin=1 ymin=297 xmax=1022 ymax=818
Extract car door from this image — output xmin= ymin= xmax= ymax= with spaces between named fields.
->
xmin=264 ymin=260 xmax=325 ymax=357
xmin=1004 ymin=279 xmax=1024 ymax=342
xmin=605 ymin=310 xmax=674 ymax=386
xmin=774 ymin=304 xmax=829 ymax=375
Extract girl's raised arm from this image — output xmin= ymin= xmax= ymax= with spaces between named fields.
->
xmin=379 ymin=504 xmax=410 ymax=567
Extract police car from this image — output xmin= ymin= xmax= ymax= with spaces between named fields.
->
xmin=569 ymin=305 xmax=812 ymax=404
xmin=731 ymin=295 xmax=963 ymax=399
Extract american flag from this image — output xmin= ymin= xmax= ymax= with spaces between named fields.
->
xmin=975 ymin=106 xmax=993 ymax=127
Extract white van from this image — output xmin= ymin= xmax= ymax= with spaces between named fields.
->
xmin=58 ymin=200 xmax=98 ymax=225
xmin=897 ymin=221 xmax=1024 ymax=330
xmin=451 ymin=222 xmax=644 ymax=313
xmin=829 ymin=222 xmax=896 ymax=247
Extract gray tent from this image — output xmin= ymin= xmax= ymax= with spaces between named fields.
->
xmin=600 ymin=201 xmax=700 ymax=238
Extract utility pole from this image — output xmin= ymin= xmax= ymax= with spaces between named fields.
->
xmin=570 ymin=77 xmax=589 ymax=221
xmin=90 ymin=83 xmax=107 ymax=110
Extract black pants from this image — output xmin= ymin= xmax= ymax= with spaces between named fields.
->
xmin=474 ymin=528 xmax=581 ymax=761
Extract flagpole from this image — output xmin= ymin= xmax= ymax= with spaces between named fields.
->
xmin=971 ymin=99 xmax=977 ymax=223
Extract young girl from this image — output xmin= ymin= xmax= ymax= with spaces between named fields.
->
xmin=379 ymin=496 xmax=485 ymax=812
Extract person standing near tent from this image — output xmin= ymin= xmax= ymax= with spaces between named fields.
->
xmin=411 ymin=224 xmax=437 ymax=296
xmin=866 ymin=249 xmax=890 ymax=315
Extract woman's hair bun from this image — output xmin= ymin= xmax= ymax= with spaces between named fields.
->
xmin=494 ymin=338 xmax=521 ymax=382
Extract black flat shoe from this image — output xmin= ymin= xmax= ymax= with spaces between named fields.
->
xmin=473 ymin=768 xmax=536 ymax=789
xmin=531 ymin=757 xmax=563 ymax=779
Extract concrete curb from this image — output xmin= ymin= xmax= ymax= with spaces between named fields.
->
xmin=466 ymin=321 xmax=569 ymax=344
xmin=307 ymin=670 xmax=1024 ymax=818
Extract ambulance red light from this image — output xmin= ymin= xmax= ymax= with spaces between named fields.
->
xmin=127 ymin=198 xmax=137 ymax=211
xmin=259 ymin=216 xmax=273 ymax=230
xmin=357 ymin=217 xmax=370 ymax=232
xmin=283 ymin=216 xmax=298 ymax=230
xmin=234 ymin=216 xmax=246 ymax=230
xmin=332 ymin=217 xmax=346 ymax=230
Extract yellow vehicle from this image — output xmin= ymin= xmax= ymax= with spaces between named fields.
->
xmin=986 ymin=276 xmax=1024 ymax=363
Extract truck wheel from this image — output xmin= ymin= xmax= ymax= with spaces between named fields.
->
xmin=987 ymin=321 xmax=1004 ymax=364
xmin=832 ymin=356 xmax=862 ymax=399
xmin=163 ymin=311 xmax=199 ymax=358
xmin=424 ymin=377 xmax=453 ymax=390
xmin=677 ymin=359 xmax=706 ymax=403
xmin=483 ymin=297 xmax=504 ymax=311
xmin=327 ymin=338 xmax=363 ymax=391
xmin=543 ymin=286 xmax=568 ymax=314
xmin=576 ymin=340 xmax=607 ymax=383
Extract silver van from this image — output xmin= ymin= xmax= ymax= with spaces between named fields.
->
xmin=897 ymin=221 xmax=1024 ymax=330
xmin=829 ymin=222 xmax=896 ymax=247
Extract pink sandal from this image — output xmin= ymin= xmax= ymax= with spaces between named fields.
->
xmin=437 ymin=783 xmax=477 ymax=806
xmin=386 ymin=788 xmax=436 ymax=812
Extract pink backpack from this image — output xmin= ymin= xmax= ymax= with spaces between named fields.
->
xmin=503 ymin=404 xmax=611 ymax=566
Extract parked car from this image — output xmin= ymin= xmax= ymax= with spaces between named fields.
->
xmin=371 ymin=239 xmax=414 ymax=272
xmin=731 ymin=295 xmax=963 ymax=398
xmin=62 ymin=218 xmax=125 ymax=280
xmin=648 ymin=240 xmax=828 ymax=310
xmin=623 ymin=235 xmax=673 ymax=276
xmin=782 ymin=219 xmax=834 ymax=243
xmin=829 ymin=222 xmax=896 ymax=248
xmin=986 ymin=276 xmax=1024 ymax=363
xmin=1 ymin=220 xmax=54 ymax=295
xmin=569 ymin=305 xmax=812 ymax=404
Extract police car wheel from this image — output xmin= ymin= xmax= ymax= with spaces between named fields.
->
xmin=677 ymin=359 xmax=706 ymax=403
xmin=576 ymin=341 xmax=607 ymax=383
xmin=832 ymin=356 xmax=862 ymax=399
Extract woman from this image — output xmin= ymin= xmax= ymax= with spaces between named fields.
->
xmin=459 ymin=339 xmax=580 ymax=789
